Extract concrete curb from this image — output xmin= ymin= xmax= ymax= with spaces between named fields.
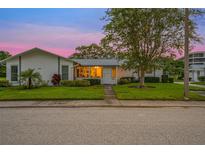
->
xmin=1 ymin=104 xmax=205 ymax=108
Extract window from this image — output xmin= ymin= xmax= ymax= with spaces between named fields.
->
xmin=62 ymin=65 xmax=69 ymax=80
xmin=112 ymin=67 xmax=116 ymax=79
xmin=90 ymin=66 xmax=102 ymax=78
xmin=76 ymin=66 xmax=89 ymax=78
xmin=11 ymin=65 xmax=18 ymax=81
xmin=194 ymin=53 xmax=204 ymax=57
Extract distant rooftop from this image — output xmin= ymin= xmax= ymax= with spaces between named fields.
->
xmin=72 ymin=59 xmax=120 ymax=66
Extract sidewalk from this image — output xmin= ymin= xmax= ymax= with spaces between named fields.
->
xmin=175 ymin=81 xmax=205 ymax=88
xmin=0 ymin=100 xmax=205 ymax=108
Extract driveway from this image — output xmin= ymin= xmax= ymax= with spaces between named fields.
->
xmin=1 ymin=107 xmax=205 ymax=144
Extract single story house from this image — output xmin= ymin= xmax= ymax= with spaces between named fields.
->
xmin=0 ymin=48 xmax=163 ymax=85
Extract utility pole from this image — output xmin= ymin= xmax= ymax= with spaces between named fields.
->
xmin=184 ymin=8 xmax=189 ymax=99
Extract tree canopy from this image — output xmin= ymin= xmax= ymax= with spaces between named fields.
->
xmin=73 ymin=42 xmax=117 ymax=59
xmin=103 ymin=8 xmax=203 ymax=87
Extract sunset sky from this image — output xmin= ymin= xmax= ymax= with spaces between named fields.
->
xmin=0 ymin=8 xmax=205 ymax=58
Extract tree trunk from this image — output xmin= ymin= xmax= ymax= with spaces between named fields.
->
xmin=28 ymin=77 xmax=32 ymax=89
xmin=139 ymin=68 xmax=145 ymax=88
xmin=184 ymin=8 xmax=189 ymax=99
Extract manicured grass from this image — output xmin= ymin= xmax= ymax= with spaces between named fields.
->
xmin=113 ymin=83 xmax=205 ymax=100
xmin=0 ymin=77 xmax=6 ymax=80
xmin=191 ymin=82 xmax=205 ymax=85
xmin=0 ymin=86 xmax=104 ymax=100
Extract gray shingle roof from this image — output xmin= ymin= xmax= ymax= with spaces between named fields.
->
xmin=71 ymin=59 xmax=120 ymax=66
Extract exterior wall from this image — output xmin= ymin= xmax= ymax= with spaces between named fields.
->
xmin=6 ymin=51 xmax=73 ymax=85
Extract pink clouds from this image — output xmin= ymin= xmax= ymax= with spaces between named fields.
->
xmin=0 ymin=22 xmax=104 ymax=57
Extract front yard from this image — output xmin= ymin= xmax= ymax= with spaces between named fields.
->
xmin=0 ymin=86 xmax=104 ymax=100
xmin=113 ymin=83 xmax=205 ymax=100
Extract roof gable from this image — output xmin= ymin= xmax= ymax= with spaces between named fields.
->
xmin=0 ymin=48 xmax=69 ymax=63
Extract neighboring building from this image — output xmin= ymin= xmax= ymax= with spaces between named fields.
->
xmin=182 ymin=51 xmax=205 ymax=82
xmin=0 ymin=48 xmax=163 ymax=85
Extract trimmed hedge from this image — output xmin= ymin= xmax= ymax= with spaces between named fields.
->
xmin=168 ymin=77 xmax=174 ymax=83
xmin=61 ymin=80 xmax=90 ymax=87
xmin=198 ymin=76 xmax=205 ymax=82
xmin=118 ymin=78 xmax=130 ymax=84
xmin=84 ymin=78 xmax=101 ymax=85
xmin=0 ymin=80 xmax=10 ymax=87
xmin=161 ymin=75 xmax=169 ymax=83
xmin=144 ymin=77 xmax=160 ymax=83
xmin=120 ymin=77 xmax=137 ymax=83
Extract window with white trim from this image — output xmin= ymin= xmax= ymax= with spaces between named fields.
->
xmin=11 ymin=65 xmax=18 ymax=81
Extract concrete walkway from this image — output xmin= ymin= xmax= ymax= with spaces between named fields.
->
xmin=175 ymin=82 xmax=205 ymax=88
xmin=0 ymin=100 xmax=205 ymax=108
xmin=104 ymin=85 xmax=118 ymax=104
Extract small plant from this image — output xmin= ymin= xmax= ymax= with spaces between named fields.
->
xmin=118 ymin=78 xmax=130 ymax=84
xmin=84 ymin=79 xmax=101 ymax=85
xmin=61 ymin=80 xmax=90 ymax=87
xmin=20 ymin=69 xmax=42 ymax=89
xmin=198 ymin=76 xmax=205 ymax=82
xmin=144 ymin=77 xmax=160 ymax=83
xmin=40 ymin=80 xmax=49 ymax=87
xmin=51 ymin=74 xmax=61 ymax=86
xmin=161 ymin=75 xmax=169 ymax=83
xmin=168 ymin=77 xmax=174 ymax=83
xmin=120 ymin=77 xmax=137 ymax=83
xmin=0 ymin=80 xmax=10 ymax=87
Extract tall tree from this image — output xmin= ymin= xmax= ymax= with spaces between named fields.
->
xmin=103 ymin=9 xmax=202 ymax=88
xmin=0 ymin=50 xmax=11 ymax=77
xmin=184 ymin=8 xmax=190 ymax=99
xmin=73 ymin=42 xmax=116 ymax=59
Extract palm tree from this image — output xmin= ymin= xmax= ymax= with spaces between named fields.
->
xmin=184 ymin=8 xmax=189 ymax=99
xmin=21 ymin=69 xmax=42 ymax=89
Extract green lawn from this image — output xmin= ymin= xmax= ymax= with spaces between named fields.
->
xmin=0 ymin=77 xmax=6 ymax=80
xmin=0 ymin=86 xmax=104 ymax=100
xmin=191 ymin=82 xmax=205 ymax=85
xmin=113 ymin=83 xmax=205 ymax=100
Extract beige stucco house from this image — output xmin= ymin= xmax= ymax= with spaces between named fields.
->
xmin=0 ymin=48 xmax=163 ymax=85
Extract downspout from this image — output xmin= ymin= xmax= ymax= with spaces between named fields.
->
xmin=19 ymin=56 xmax=21 ymax=86
xmin=58 ymin=57 xmax=60 ymax=75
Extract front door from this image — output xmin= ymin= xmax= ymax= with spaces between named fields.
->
xmin=102 ymin=67 xmax=116 ymax=84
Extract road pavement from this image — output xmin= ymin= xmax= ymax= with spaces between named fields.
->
xmin=1 ymin=107 xmax=205 ymax=144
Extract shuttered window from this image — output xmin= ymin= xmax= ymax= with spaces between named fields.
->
xmin=11 ymin=65 xmax=18 ymax=81
xmin=62 ymin=65 xmax=69 ymax=80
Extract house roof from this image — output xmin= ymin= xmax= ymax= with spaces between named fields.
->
xmin=0 ymin=48 xmax=69 ymax=64
xmin=72 ymin=59 xmax=120 ymax=66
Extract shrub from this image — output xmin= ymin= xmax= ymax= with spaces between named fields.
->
xmin=84 ymin=78 xmax=101 ymax=85
xmin=144 ymin=77 xmax=160 ymax=83
xmin=198 ymin=76 xmax=205 ymax=82
xmin=75 ymin=80 xmax=90 ymax=87
xmin=120 ymin=77 xmax=137 ymax=83
xmin=40 ymin=80 xmax=49 ymax=87
xmin=168 ymin=77 xmax=174 ymax=83
xmin=118 ymin=78 xmax=130 ymax=84
xmin=51 ymin=74 xmax=61 ymax=86
xmin=161 ymin=75 xmax=169 ymax=83
xmin=0 ymin=80 xmax=10 ymax=87
xmin=61 ymin=80 xmax=90 ymax=87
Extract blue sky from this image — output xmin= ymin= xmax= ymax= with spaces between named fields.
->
xmin=0 ymin=8 xmax=106 ymax=56
xmin=0 ymin=8 xmax=204 ymax=57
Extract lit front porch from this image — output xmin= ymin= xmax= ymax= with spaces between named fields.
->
xmin=74 ymin=65 xmax=117 ymax=84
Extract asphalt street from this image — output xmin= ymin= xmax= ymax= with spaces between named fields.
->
xmin=0 ymin=107 xmax=205 ymax=144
